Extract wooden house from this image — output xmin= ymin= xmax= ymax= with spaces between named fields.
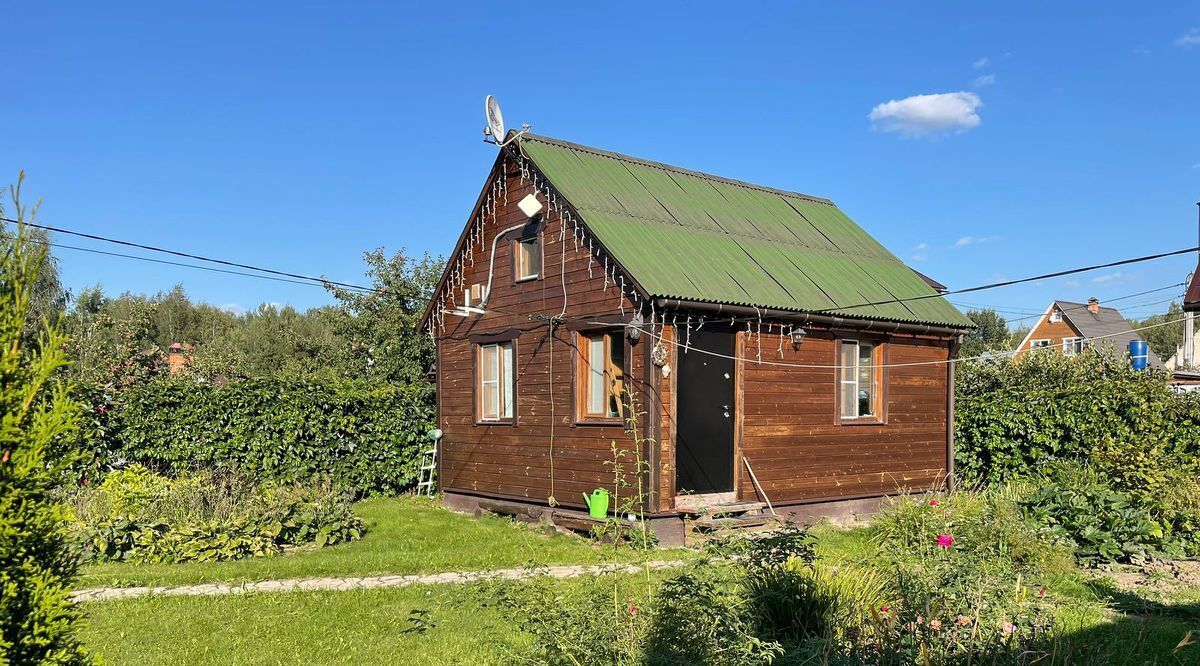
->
xmin=1013 ymin=298 xmax=1161 ymax=367
xmin=418 ymin=133 xmax=973 ymax=544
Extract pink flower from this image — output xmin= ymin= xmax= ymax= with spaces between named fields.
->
xmin=929 ymin=498 xmax=939 ymax=507
xmin=957 ymin=615 xmax=972 ymax=627
xmin=1001 ymin=622 xmax=1016 ymax=635
xmin=880 ymin=605 xmax=890 ymax=614
xmin=929 ymin=619 xmax=942 ymax=632
xmin=628 ymin=603 xmax=638 ymax=616
xmin=936 ymin=534 xmax=955 ymax=549
xmin=1037 ymin=588 xmax=1046 ymax=598
xmin=916 ymin=615 xmax=924 ymax=625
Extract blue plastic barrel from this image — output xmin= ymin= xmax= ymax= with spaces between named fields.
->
xmin=1129 ymin=340 xmax=1149 ymax=371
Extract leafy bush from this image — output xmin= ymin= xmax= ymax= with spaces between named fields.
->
xmin=77 ymin=377 xmax=434 ymax=495
xmin=1022 ymin=462 xmax=1191 ymax=563
xmin=955 ymin=351 xmax=1200 ymax=485
xmin=0 ymin=202 xmax=93 ymax=664
xmin=66 ymin=466 xmax=364 ymax=564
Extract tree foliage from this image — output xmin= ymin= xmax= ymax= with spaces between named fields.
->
xmin=0 ymin=194 xmax=91 ymax=664
xmin=960 ymin=309 xmax=1011 ymax=358
xmin=324 ymin=248 xmax=441 ymax=384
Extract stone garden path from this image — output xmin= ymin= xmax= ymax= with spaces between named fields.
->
xmin=70 ymin=560 xmax=684 ymax=603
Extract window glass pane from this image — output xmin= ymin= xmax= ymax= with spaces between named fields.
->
xmin=840 ymin=381 xmax=857 ymax=418
xmin=501 ymin=342 xmax=514 ymax=418
xmin=857 ymin=343 xmax=874 ymax=416
xmin=840 ymin=342 xmax=856 ymax=383
xmin=481 ymin=383 xmax=498 ymax=420
xmin=517 ymin=238 xmax=539 ymax=279
xmin=840 ymin=342 xmax=857 ymax=418
xmin=607 ymin=333 xmax=624 ymax=418
xmin=481 ymin=345 xmax=498 ymax=382
xmin=588 ymin=336 xmax=605 ymax=414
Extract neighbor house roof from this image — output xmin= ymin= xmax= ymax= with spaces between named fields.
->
xmin=1184 ymin=263 xmax=1200 ymax=312
xmin=518 ymin=134 xmax=972 ymax=328
xmin=1054 ymin=300 xmax=1162 ymax=367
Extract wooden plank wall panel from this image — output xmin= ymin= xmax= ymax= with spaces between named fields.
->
xmin=738 ymin=329 xmax=951 ymax=503
xmin=436 ymin=159 xmax=652 ymax=510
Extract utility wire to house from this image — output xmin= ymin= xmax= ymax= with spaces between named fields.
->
xmin=29 ymin=238 xmax=357 ymax=292
xmin=543 ymin=308 xmax=1191 ymax=371
xmin=819 ymin=246 xmax=1200 ymax=314
xmin=1 ymin=216 xmax=379 ymax=295
xmin=3 ymin=216 xmax=1194 ymax=346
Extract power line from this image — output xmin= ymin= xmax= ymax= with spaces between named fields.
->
xmin=1 ymin=216 xmax=377 ymax=294
xmin=544 ymin=309 xmax=1189 ymax=371
xmin=823 ymin=246 xmax=1200 ymax=314
xmin=31 ymin=238 xmax=372 ymax=292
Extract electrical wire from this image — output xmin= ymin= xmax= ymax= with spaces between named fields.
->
xmin=564 ymin=311 xmax=1188 ymax=371
xmin=820 ymin=246 xmax=1200 ymax=314
xmin=1 ymin=216 xmax=378 ymax=294
xmin=29 ymin=238 xmax=374 ymax=292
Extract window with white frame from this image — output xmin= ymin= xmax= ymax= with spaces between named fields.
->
xmin=1049 ymin=309 xmax=1062 ymax=323
xmin=477 ymin=341 xmax=514 ymax=421
xmin=1062 ymin=337 xmax=1084 ymax=355
xmin=839 ymin=340 xmax=880 ymax=420
xmin=1029 ymin=339 xmax=1051 ymax=349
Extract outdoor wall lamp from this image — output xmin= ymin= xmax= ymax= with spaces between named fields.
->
xmin=790 ymin=327 xmax=807 ymax=350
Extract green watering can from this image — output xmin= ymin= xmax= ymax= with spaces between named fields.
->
xmin=583 ymin=488 xmax=610 ymax=519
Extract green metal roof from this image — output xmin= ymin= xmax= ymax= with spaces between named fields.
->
xmin=519 ymin=134 xmax=972 ymax=328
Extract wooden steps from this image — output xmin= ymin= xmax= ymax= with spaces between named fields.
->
xmin=681 ymin=499 xmax=782 ymax=543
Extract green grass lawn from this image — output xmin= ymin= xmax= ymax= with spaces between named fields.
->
xmin=78 ymin=496 xmax=650 ymax=589
xmin=79 ymin=583 xmax=530 ymax=665
xmin=78 ymin=514 xmax=1200 ymax=664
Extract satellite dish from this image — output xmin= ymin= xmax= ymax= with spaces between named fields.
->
xmin=485 ymin=95 xmax=505 ymax=141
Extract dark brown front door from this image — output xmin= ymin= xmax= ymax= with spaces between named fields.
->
xmin=675 ymin=327 xmax=736 ymax=495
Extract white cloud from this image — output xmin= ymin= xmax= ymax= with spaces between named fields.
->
xmin=221 ymin=303 xmax=247 ymax=316
xmin=911 ymin=252 xmax=928 ymax=262
xmin=1092 ymin=272 xmax=1125 ymax=284
xmin=973 ymin=57 xmax=990 ymax=69
xmin=1176 ymin=28 xmax=1200 ymax=48
xmin=1065 ymin=279 xmax=1082 ymax=289
xmin=915 ymin=242 xmax=928 ymax=250
xmin=868 ymin=92 xmax=983 ymax=137
xmin=973 ymin=74 xmax=996 ymax=87
xmin=953 ymin=235 xmax=999 ymax=248
xmin=1192 ymin=162 xmax=1200 ymax=170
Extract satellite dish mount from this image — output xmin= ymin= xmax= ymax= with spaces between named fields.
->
xmin=483 ymin=95 xmax=530 ymax=147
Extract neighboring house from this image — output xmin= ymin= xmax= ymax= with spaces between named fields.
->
xmin=166 ymin=342 xmax=193 ymax=375
xmin=1014 ymin=298 xmax=1161 ymax=367
xmin=418 ymin=133 xmax=973 ymax=545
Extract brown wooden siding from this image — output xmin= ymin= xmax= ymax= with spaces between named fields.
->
xmin=1015 ymin=310 xmax=1083 ymax=358
xmin=435 ymin=158 xmax=649 ymax=511
xmin=737 ymin=330 xmax=952 ymax=503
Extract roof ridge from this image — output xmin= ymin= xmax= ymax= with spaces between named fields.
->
xmin=519 ymin=133 xmax=837 ymax=207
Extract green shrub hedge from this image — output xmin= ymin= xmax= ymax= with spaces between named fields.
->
xmin=954 ymin=350 xmax=1200 ymax=485
xmin=80 ymin=378 xmax=434 ymax=496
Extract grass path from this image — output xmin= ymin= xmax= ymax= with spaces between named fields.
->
xmin=78 ymin=496 xmax=658 ymax=588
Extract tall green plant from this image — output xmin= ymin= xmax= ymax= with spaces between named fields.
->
xmin=0 ymin=180 xmax=91 ymax=664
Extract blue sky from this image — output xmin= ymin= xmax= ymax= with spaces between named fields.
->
xmin=3 ymin=2 xmax=1198 ymax=325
